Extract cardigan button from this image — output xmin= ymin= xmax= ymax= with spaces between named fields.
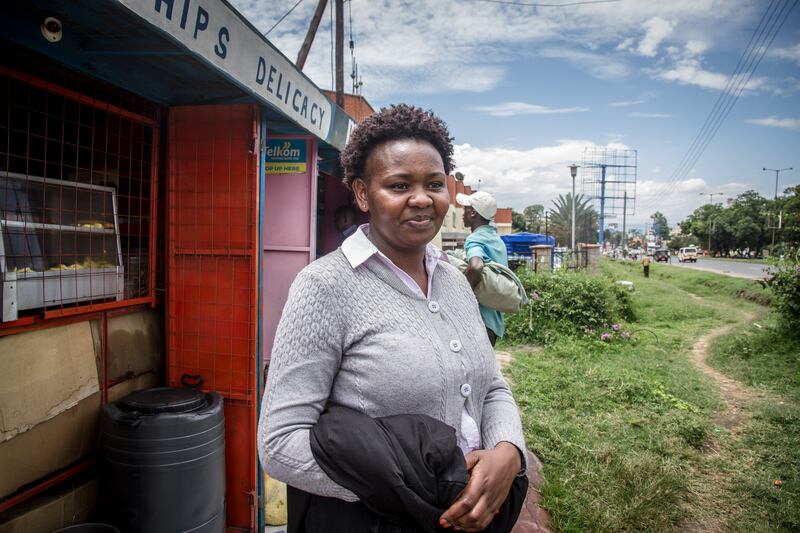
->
xmin=449 ymin=339 xmax=462 ymax=353
xmin=428 ymin=301 xmax=440 ymax=313
xmin=460 ymin=383 xmax=472 ymax=397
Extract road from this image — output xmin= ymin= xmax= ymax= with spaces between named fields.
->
xmin=667 ymin=258 xmax=772 ymax=280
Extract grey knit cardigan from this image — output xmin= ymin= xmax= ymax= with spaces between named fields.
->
xmin=257 ymin=248 xmax=528 ymax=501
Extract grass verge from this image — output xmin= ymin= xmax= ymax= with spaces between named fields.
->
xmin=505 ymin=259 xmax=784 ymax=531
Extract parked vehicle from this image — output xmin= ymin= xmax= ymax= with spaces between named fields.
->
xmin=654 ymin=249 xmax=670 ymax=262
xmin=678 ymin=247 xmax=698 ymax=262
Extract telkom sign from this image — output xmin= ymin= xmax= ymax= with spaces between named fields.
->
xmin=115 ymin=0 xmax=348 ymax=147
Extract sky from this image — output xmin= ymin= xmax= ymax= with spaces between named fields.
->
xmin=231 ymin=0 xmax=800 ymax=231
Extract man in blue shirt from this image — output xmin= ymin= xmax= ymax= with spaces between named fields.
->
xmin=456 ymin=191 xmax=508 ymax=347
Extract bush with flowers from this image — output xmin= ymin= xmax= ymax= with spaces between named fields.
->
xmin=504 ymin=269 xmax=634 ymax=345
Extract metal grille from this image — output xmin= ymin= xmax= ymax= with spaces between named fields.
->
xmin=0 ymin=66 xmax=159 ymax=323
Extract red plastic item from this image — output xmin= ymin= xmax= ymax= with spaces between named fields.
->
xmin=167 ymin=105 xmax=259 ymax=531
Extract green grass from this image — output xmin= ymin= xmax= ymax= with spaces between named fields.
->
xmin=611 ymin=258 xmax=774 ymax=306
xmin=702 ymin=315 xmax=800 ymax=532
xmin=708 ymin=315 xmax=800 ymax=401
xmin=505 ymin=259 xmax=798 ymax=532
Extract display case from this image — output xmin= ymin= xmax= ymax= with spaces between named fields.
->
xmin=1 ymin=172 xmax=124 ymax=321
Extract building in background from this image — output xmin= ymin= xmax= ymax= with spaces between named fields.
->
xmin=434 ymin=175 xmax=513 ymax=249
xmin=495 ymin=208 xmax=513 ymax=236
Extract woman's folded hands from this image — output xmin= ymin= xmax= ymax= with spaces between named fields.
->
xmin=438 ymin=442 xmax=522 ymax=531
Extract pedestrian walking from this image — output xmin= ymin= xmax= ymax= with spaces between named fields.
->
xmin=642 ymin=254 xmax=651 ymax=278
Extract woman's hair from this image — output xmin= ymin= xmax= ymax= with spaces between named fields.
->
xmin=339 ymin=104 xmax=454 ymax=189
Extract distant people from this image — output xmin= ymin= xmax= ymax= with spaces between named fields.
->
xmin=334 ymin=204 xmax=358 ymax=241
xmin=459 ymin=190 xmax=508 ymax=347
xmin=642 ymin=254 xmax=650 ymax=278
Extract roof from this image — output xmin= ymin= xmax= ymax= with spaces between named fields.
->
xmin=321 ymin=91 xmax=375 ymax=123
xmin=2 ymin=0 xmax=356 ymax=151
xmin=495 ymin=208 xmax=513 ymax=224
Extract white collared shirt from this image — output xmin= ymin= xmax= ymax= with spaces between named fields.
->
xmin=340 ymin=224 xmax=482 ymax=454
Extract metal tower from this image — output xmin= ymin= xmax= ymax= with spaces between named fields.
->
xmin=580 ymin=148 xmax=637 ymax=246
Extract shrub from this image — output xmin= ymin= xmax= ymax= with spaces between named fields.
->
xmin=504 ymin=269 xmax=632 ymax=345
xmin=762 ymin=258 xmax=800 ymax=337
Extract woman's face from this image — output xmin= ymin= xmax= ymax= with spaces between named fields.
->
xmin=353 ymin=139 xmax=450 ymax=257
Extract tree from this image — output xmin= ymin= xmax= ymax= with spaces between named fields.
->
xmin=511 ymin=210 xmax=527 ymax=232
xmin=522 ymin=204 xmax=545 ymax=233
xmin=668 ymin=234 xmax=699 ymax=250
xmin=650 ymin=211 xmax=670 ymax=241
xmin=548 ymin=193 xmax=598 ymax=246
xmin=680 ymin=203 xmax=725 ymax=253
xmin=678 ymin=190 xmax=771 ymax=255
xmin=776 ymin=185 xmax=800 ymax=251
xmin=728 ymin=190 xmax=770 ymax=255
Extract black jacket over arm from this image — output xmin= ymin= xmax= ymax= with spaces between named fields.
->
xmin=286 ymin=405 xmax=527 ymax=533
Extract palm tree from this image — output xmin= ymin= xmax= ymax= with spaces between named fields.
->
xmin=548 ymin=193 xmax=599 ymax=246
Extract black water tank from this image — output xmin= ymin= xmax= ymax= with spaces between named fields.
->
xmin=100 ymin=387 xmax=225 ymax=533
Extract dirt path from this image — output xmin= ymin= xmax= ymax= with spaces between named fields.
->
xmin=680 ymin=310 xmax=773 ymax=532
xmin=690 ymin=313 xmax=765 ymax=432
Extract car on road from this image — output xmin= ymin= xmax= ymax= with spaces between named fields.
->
xmin=654 ymin=249 xmax=670 ymax=262
xmin=678 ymin=247 xmax=698 ymax=263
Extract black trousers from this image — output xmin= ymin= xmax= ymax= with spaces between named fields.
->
xmin=288 ymin=475 xmax=528 ymax=533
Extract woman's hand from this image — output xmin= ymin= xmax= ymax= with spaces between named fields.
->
xmin=438 ymin=442 xmax=521 ymax=531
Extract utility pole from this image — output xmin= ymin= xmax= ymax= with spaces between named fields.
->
xmin=763 ymin=167 xmax=793 ymax=251
xmin=296 ymin=0 xmax=328 ymax=70
xmin=569 ymin=165 xmax=579 ymax=252
xmin=544 ymin=212 xmax=549 ymax=241
xmin=699 ymin=192 xmax=722 ymax=254
xmin=335 ymin=0 xmax=344 ymax=108
xmin=699 ymin=191 xmax=723 ymax=206
xmin=622 ymin=191 xmax=627 ymax=254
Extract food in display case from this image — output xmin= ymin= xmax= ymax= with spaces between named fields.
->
xmin=1 ymin=172 xmax=125 ymax=321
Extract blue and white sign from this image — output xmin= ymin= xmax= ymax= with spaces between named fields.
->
xmin=265 ymin=139 xmax=307 ymax=174
xmin=115 ymin=0 xmax=355 ymax=148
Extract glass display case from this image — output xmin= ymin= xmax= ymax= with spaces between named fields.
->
xmin=1 ymin=172 xmax=124 ymax=321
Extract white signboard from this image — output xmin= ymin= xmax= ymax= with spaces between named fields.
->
xmin=116 ymin=0 xmax=334 ymax=141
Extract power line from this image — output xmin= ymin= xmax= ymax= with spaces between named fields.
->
xmin=472 ymin=0 xmax=619 ymax=6
xmin=265 ymin=0 xmax=305 ymax=36
xmin=643 ymin=0 xmax=784 ymax=207
xmin=641 ymin=0 xmax=797 ymax=211
xmin=650 ymin=0 xmax=786 ymax=201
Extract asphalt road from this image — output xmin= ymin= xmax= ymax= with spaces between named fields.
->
xmin=666 ymin=258 xmax=772 ymax=280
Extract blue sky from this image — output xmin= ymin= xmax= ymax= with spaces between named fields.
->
xmin=231 ymin=0 xmax=800 ymax=229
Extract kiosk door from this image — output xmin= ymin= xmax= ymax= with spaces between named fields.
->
xmin=167 ymin=104 xmax=260 ymax=531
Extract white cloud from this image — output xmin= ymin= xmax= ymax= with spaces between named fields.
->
xmin=452 ymin=139 xmax=758 ymax=226
xmin=610 ymin=99 xmax=646 ymax=107
xmin=469 ymin=102 xmax=590 ymax=117
xmin=771 ymin=43 xmax=800 ymax=66
xmin=636 ymin=17 xmax=675 ymax=57
xmin=652 ymin=57 xmax=767 ymax=92
xmin=746 ymin=116 xmax=800 ymax=130
xmin=453 ymin=139 xmax=626 ymax=212
xmin=539 ymin=48 xmax=630 ymax=79
xmin=628 ymin=112 xmax=672 ymax=118
xmin=230 ymin=0 xmax=756 ymax=98
xmin=685 ymin=40 xmax=709 ymax=57
xmin=632 ymin=179 xmax=748 ymax=225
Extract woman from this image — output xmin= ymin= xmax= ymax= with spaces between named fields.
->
xmin=258 ymin=105 xmax=527 ymax=532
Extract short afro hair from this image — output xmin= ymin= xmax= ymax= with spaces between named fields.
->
xmin=339 ymin=104 xmax=454 ymax=189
